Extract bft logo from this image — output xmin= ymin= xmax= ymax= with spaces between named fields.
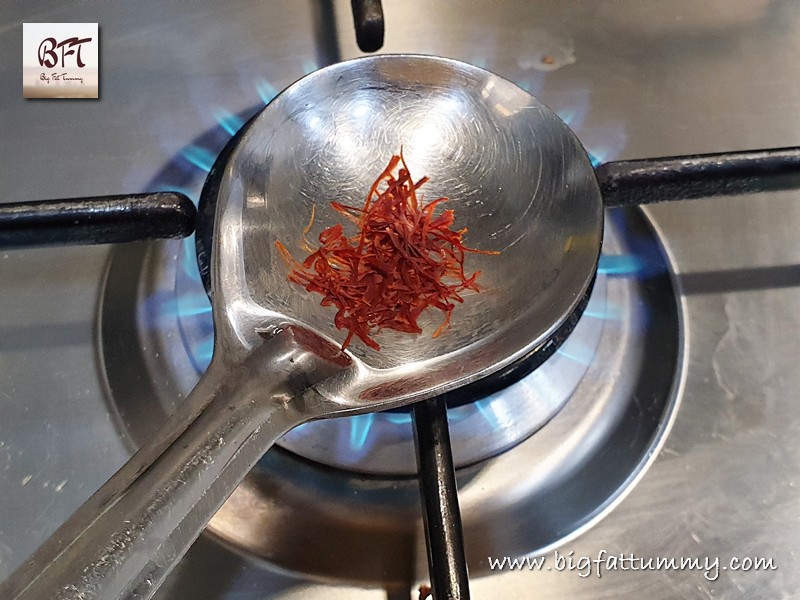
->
xmin=23 ymin=23 xmax=99 ymax=99
xmin=37 ymin=36 xmax=93 ymax=69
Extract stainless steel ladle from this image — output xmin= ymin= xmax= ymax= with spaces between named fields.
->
xmin=2 ymin=55 xmax=603 ymax=599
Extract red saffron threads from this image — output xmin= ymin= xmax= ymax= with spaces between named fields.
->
xmin=275 ymin=153 xmax=498 ymax=351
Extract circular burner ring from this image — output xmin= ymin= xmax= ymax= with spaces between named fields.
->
xmin=97 ymin=92 xmax=681 ymax=585
xmin=99 ymin=204 xmax=682 ymax=586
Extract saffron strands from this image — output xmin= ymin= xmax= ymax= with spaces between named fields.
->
xmin=275 ymin=153 xmax=498 ymax=351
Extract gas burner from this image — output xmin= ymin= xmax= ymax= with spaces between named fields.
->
xmin=165 ymin=228 xmax=603 ymax=476
xmin=88 ymin=55 xmax=699 ymax=590
xmin=99 ymin=203 xmax=682 ymax=585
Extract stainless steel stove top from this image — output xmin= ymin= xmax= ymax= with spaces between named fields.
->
xmin=2 ymin=1 xmax=800 ymax=598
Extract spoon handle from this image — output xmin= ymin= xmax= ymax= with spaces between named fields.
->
xmin=1 ymin=328 xmax=342 ymax=600
xmin=596 ymin=146 xmax=800 ymax=207
xmin=0 ymin=192 xmax=196 ymax=248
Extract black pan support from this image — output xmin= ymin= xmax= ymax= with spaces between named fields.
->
xmin=5 ymin=147 xmax=799 ymax=249
xmin=597 ymin=147 xmax=800 ymax=207
xmin=4 ymin=144 xmax=800 ymax=597
xmin=350 ymin=0 xmax=385 ymax=53
xmin=0 ymin=192 xmax=195 ymax=249
xmin=413 ymin=397 xmax=471 ymax=600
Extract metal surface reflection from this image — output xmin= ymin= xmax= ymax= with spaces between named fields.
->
xmin=138 ymin=63 xmax=635 ymax=475
xmin=103 ymin=52 xmax=656 ymax=589
xmin=104 ymin=204 xmax=679 ymax=586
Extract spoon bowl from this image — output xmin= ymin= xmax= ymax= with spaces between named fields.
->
xmin=200 ymin=54 xmax=603 ymax=407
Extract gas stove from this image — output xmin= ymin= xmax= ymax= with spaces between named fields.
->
xmin=2 ymin=1 xmax=800 ymax=598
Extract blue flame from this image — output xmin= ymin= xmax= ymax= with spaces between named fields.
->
xmin=158 ymin=185 xmax=199 ymax=201
xmin=444 ymin=405 xmax=470 ymax=424
xmin=147 ymin=160 xmax=213 ymax=373
xmin=180 ymin=145 xmax=216 ymax=173
xmin=181 ymin=237 xmax=202 ymax=281
xmin=517 ymin=71 xmax=548 ymax=97
xmin=474 ymin=396 xmax=515 ymax=431
xmin=507 ymin=68 xmax=626 ymax=168
xmin=581 ymin=125 xmax=628 ymax=169
xmin=256 ymin=79 xmax=278 ymax=105
xmin=174 ymin=247 xmax=214 ymax=371
xmin=553 ymin=88 xmax=591 ymax=132
xmin=556 ymin=106 xmax=587 ymax=130
xmin=213 ymin=108 xmax=245 ymax=136
xmin=157 ymin=295 xmax=211 ymax=318
xmin=193 ymin=336 xmax=214 ymax=365
xmin=383 ymin=412 xmax=412 ymax=426
xmin=555 ymin=345 xmax=594 ymax=366
xmin=583 ymin=302 xmax=623 ymax=321
xmin=349 ymin=413 xmax=376 ymax=451
xmin=302 ymin=60 xmax=319 ymax=75
xmin=598 ymin=254 xmax=646 ymax=276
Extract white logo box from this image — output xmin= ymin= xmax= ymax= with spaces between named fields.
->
xmin=23 ymin=23 xmax=99 ymax=99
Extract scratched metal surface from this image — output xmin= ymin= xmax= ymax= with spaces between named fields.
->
xmin=1 ymin=1 xmax=800 ymax=598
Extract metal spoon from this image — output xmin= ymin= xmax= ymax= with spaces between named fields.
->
xmin=1 ymin=55 xmax=602 ymax=600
